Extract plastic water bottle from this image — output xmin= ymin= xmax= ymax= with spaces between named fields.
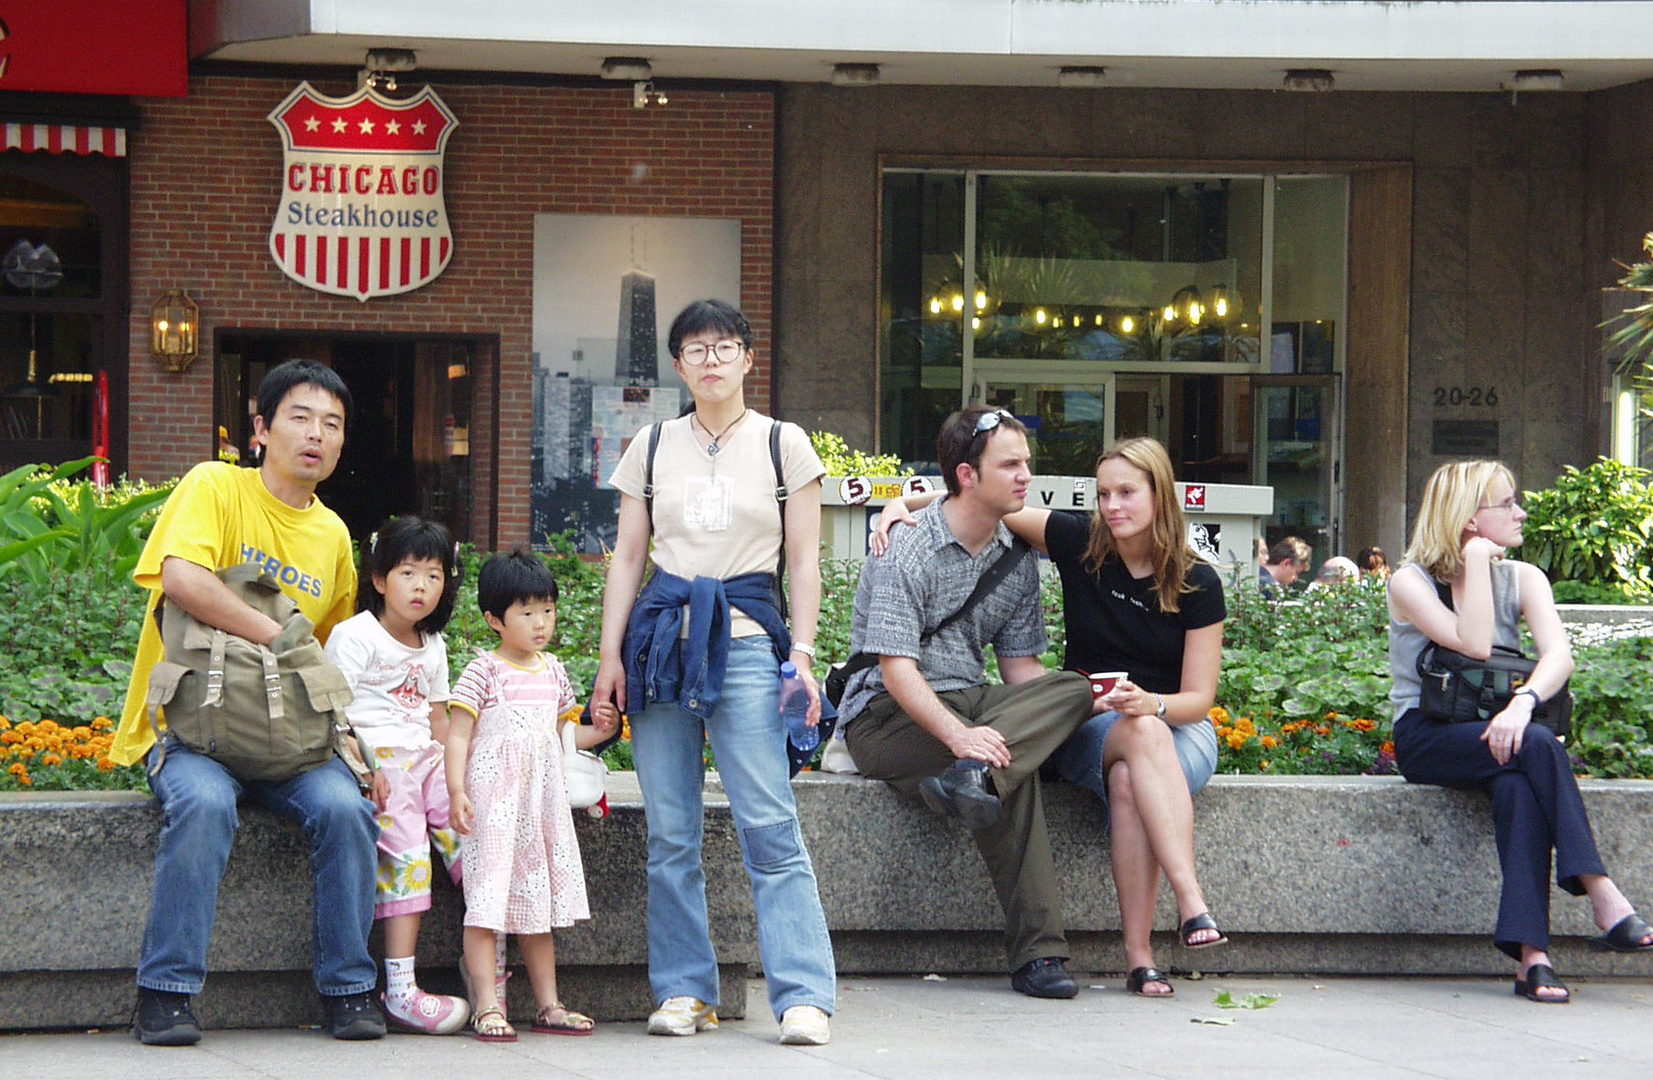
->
xmin=780 ymin=660 xmax=818 ymax=753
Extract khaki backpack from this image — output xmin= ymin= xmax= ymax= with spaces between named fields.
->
xmin=144 ymin=562 xmax=365 ymax=784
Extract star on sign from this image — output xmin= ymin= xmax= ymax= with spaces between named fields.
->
xmin=358 ymin=118 xmax=376 ymax=135
xmin=303 ymin=116 xmax=320 ymax=132
xmin=412 ymin=119 xmax=427 ymax=135
xmin=384 ymin=120 xmax=401 ymax=135
xmin=331 ymin=117 xmax=348 ymax=133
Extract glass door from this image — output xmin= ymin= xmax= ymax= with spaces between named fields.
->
xmin=1251 ymin=374 xmax=1341 ymax=566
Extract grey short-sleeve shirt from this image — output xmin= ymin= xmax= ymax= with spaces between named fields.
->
xmin=838 ymin=496 xmax=1046 ymax=724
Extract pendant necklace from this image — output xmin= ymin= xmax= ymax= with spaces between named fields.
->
xmin=696 ymin=408 xmax=748 ymax=459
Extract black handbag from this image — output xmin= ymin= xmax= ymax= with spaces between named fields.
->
xmin=1415 ymin=642 xmax=1573 ymax=740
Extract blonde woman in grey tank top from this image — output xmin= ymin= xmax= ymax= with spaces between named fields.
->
xmin=1388 ymin=460 xmax=1653 ymax=1004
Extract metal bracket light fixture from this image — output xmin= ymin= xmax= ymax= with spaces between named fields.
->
xmin=151 ymin=288 xmax=200 ymax=373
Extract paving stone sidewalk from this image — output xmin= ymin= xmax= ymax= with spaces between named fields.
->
xmin=6 ymin=973 xmax=1652 ymax=1079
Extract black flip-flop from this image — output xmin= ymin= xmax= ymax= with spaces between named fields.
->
xmin=1513 ymin=963 xmax=1570 ymax=1004
xmin=1125 ymin=967 xmax=1175 ymax=997
xmin=1588 ymin=912 xmax=1653 ymax=953
xmin=1179 ymin=912 xmax=1230 ymax=949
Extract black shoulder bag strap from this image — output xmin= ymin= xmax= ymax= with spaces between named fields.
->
xmin=642 ymin=421 xmax=664 ymax=532
xmin=832 ymin=535 xmax=1032 ymax=693
xmin=770 ymin=419 xmax=790 ymax=620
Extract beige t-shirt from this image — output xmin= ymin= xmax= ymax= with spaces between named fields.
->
xmin=609 ymin=413 xmax=825 ymax=638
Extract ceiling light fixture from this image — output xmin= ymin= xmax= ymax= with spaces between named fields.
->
xmin=1283 ymin=68 xmax=1335 ymax=92
xmin=1503 ymin=69 xmax=1564 ymax=95
xmin=361 ymin=48 xmax=416 ymax=92
xmin=831 ymin=63 xmax=880 ymax=88
xmin=601 ymin=57 xmax=652 ymax=81
xmin=1057 ymin=66 xmax=1107 ymax=89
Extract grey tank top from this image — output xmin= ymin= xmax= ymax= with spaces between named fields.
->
xmin=1387 ymin=560 xmax=1523 ymax=721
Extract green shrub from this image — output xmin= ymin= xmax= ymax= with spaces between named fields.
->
xmin=809 ymin=431 xmax=911 ymax=477
xmin=1567 ymin=634 xmax=1653 ymax=778
xmin=1517 ymin=458 xmax=1653 ymax=600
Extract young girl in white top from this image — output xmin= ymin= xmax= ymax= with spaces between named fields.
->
xmin=324 ymin=516 xmax=468 ymax=1034
xmin=446 ymin=550 xmax=618 ymax=1042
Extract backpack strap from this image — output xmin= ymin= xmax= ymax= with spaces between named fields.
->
xmin=771 ymin=418 xmax=790 ymax=621
xmin=642 ymin=421 xmax=663 ymax=533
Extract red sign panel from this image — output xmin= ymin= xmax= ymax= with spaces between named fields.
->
xmin=0 ymin=1 xmax=187 ymax=97
xmin=267 ymin=82 xmax=459 ymax=301
xmin=1184 ymin=484 xmax=1207 ymax=512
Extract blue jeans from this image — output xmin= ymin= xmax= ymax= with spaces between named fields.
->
xmin=630 ymin=635 xmax=837 ymax=1019
xmin=138 ymin=738 xmax=380 ymax=996
xmin=1049 ymin=714 xmax=1219 ymax=809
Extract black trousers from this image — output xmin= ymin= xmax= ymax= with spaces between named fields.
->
xmin=1394 ymin=708 xmax=1606 ymax=959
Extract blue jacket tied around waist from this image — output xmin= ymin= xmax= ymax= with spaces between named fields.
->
xmin=623 ymin=569 xmax=791 ymax=722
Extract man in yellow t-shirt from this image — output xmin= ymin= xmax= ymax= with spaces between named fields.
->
xmin=120 ymin=361 xmax=383 ymax=1046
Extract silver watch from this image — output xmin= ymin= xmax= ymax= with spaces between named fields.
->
xmin=1154 ymin=694 xmax=1168 ymax=720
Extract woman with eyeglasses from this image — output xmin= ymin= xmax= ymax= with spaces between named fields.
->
xmin=593 ymin=299 xmax=836 ymax=1045
xmin=874 ymin=435 xmax=1227 ymax=998
xmin=1388 ymin=460 xmax=1653 ymax=1004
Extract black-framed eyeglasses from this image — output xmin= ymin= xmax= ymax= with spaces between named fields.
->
xmin=678 ymin=339 xmax=745 ymax=366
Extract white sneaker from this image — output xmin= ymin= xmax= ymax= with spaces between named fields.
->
xmin=647 ymin=996 xmax=718 ymax=1036
xmin=779 ymin=1005 xmax=830 ymax=1046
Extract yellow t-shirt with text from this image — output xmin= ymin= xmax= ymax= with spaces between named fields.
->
xmin=110 ymin=462 xmax=358 ymax=766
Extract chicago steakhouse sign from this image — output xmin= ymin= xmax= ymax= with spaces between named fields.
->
xmin=267 ymin=82 xmax=458 ymax=301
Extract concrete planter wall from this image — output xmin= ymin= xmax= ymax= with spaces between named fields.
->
xmin=6 ymin=772 xmax=1653 ymax=1032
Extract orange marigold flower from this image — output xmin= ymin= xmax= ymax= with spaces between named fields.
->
xmin=1352 ymin=717 xmax=1377 ymax=733
xmin=15 ymin=721 xmax=35 ymax=736
xmin=1260 ymin=735 xmax=1278 ymax=750
xmin=7 ymin=762 xmax=25 ymax=776
xmin=0 ymin=731 xmax=20 ymax=745
xmin=72 ymin=726 xmax=93 ymax=739
xmin=97 ymin=757 xmax=117 ymax=772
xmin=1380 ymin=740 xmax=1396 ymax=757
xmin=0 ymin=716 xmax=10 ymax=731
xmin=41 ymin=753 xmax=62 ymax=767
xmin=1260 ymin=760 xmax=1273 ymax=771
xmin=25 ymin=736 xmax=46 ymax=751
xmin=1324 ymin=712 xmax=1340 ymax=721
xmin=1208 ymin=706 xmax=1231 ymax=725
xmin=1314 ymin=726 xmax=1332 ymax=737
xmin=37 ymin=720 xmax=59 ymax=734
xmin=92 ymin=716 xmax=114 ymax=731
xmin=18 ymin=773 xmax=31 ymax=786
xmin=1225 ymin=731 xmax=1249 ymax=751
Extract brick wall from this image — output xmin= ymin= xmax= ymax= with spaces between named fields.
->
xmin=127 ymin=75 xmax=774 ymax=545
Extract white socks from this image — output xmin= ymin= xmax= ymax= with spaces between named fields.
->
xmin=384 ymin=956 xmax=417 ymax=1012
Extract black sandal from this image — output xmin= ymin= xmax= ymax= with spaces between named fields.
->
xmin=1178 ymin=912 xmax=1229 ymax=949
xmin=1587 ymin=912 xmax=1653 ymax=953
xmin=1125 ymin=967 xmax=1175 ymax=998
xmin=1513 ymin=963 xmax=1570 ymax=1004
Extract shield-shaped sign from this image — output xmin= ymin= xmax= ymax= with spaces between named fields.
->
xmin=267 ymin=81 xmax=458 ymax=301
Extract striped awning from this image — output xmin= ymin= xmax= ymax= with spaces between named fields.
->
xmin=2 ymin=123 xmax=127 ymax=157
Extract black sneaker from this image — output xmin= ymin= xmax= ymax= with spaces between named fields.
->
xmin=132 ymin=988 xmax=202 ymax=1046
xmin=1011 ymin=957 xmax=1079 ymax=999
xmin=324 ymin=991 xmax=387 ymax=1040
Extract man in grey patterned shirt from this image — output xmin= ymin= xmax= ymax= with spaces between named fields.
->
xmin=839 ymin=406 xmax=1094 ymax=1000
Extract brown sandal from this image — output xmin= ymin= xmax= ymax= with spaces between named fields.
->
xmin=532 ymin=1002 xmax=594 ymax=1036
xmin=471 ymin=1006 xmax=518 ymax=1042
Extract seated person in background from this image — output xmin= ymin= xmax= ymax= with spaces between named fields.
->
xmin=1257 ymin=537 xmax=1311 ymax=597
xmin=1307 ymin=555 xmax=1360 ymax=591
xmin=1357 ymin=546 xmax=1392 ymax=581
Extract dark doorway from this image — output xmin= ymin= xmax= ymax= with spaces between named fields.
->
xmin=216 ymin=331 xmax=477 ymax=545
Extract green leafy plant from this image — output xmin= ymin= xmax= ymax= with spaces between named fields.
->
xmin=1567 ymin=634 xmax=1653 ymax=778
xmin=1214 ymin=990 xmax=1279 ymax=1010
xmin=0 ymin=458 xmax=174 ymax=585
xmin=809 ymin=431 xmax=911 ymax=478
xmin=1516 ymin=458 xmax=1653 ymax=600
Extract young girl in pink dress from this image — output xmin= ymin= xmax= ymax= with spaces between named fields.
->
xmin=445 ymin=550 xmax=618 ymax=1041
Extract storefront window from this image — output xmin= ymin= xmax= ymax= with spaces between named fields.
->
xmin=0 ymin=174 xmax=102 ymax=450
xmin=880 ymin=166 xmax=1348 ymax=557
